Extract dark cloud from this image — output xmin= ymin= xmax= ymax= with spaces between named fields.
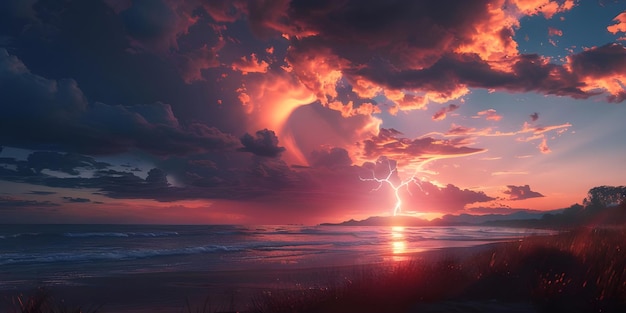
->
xmin=28 ymin=190 xmax=57 ymax=195
xmin=0 ymin=49 xmax=240 ymax=155
xmin=567 ymin=43 xmax=626 ymax=103
xmin=0 ymin=195 xmax=59 ymax=209
xmin=27 ymin=152 xmax=110 ymax=175
xmin=145 ymin=168 xmax=169 ymax=187
xmin=355 ymin=52 xmax=593 ymax=100
xmin=239 ymin=129 xmax=286 ymax=158
xmin=119 ymin=0 xmax=180 ymax=51
xmin=202 ymin=0 xmax=624 ymax=104
xmin=405 ymin=181 xmax=496 ymax=213
xmin=530 ymin=112 xmax=539 ymax=122
xmin=504 ymin=185 xmax=545 ymax=200
xmin=62 ymin=196 xmax=91 ymax=203
xmin=568 ymin=43 xmax=626 ymax=79
xmin=310 ymin=147 xmax=352 ymax=168
xmin=467 ymin=206 xmax=544 ymax=215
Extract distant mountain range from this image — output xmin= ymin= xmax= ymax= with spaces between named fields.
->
xmin=321 ymin=203 xmax=626 ymax=228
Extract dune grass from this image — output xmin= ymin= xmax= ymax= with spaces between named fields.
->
xmin=250 ymin=226 xmax=626 ymax=313
xmin=7 ymin=287 xmax=101 ymax=313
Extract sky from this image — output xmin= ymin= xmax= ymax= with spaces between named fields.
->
xmin=1 ymin=0 xmax=626 ymax=225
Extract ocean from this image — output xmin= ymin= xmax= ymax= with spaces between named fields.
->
xmin=0 ymin=224 xmax=555 ymax=293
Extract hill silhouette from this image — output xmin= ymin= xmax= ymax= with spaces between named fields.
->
xmin=323 ymin=185 xmax=626 ymax=228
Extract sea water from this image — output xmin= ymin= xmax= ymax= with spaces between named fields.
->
xmin=0 ymin=224 xmax=554 ymax=291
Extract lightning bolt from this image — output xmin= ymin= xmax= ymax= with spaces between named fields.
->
xmin=359 ymin=157 xmax=424 ymax=216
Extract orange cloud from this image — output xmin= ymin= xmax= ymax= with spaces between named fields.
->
xmin=607 ymin=12 xmax=626 ymax=34
xmin=511 ymin=0 xmax=575 ymax=19
xmin=328 ymin=101 xmax=382 ymax=118
xmin=285 ymin=44 xmax=345 ymax=104
xmin=231 ymin=53 xmax=270 ymax=75
xmin=454 ymin=0 xmax=520 ymax=64
xmin=475 ymin=109 xmax=503 ymax=121
xmin=567 ymin=44 xmax=626 ymax=102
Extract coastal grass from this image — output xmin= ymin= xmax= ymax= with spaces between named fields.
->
xmin=250 ymin=226 xmax=626 ymax=313
xmin=7 ymin=287 xmax=101 ymax=313
xmin=5 ymin=226 xmax=626 ymax=313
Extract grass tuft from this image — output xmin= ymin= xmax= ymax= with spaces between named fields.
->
xmin=8 ymin=288 xmax=100 ymax=313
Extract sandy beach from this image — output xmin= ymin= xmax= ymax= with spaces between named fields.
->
xmin=0 ymin=243 xmax=507 ymax=313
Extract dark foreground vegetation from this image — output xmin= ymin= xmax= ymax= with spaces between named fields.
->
xmin=251 ymin=226 xmax=626 ymax=313
xmin=4 ymin=226 xmax=625 ymax=313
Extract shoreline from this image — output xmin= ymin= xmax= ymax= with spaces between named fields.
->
xmin=1 ymin=241 xmax=511 ymax=313
xmin=5 ymin=226 xmax=625 ymax=313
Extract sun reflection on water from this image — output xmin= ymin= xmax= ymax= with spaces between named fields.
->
xmin=391 ymin=226 xmax=407 ymax=260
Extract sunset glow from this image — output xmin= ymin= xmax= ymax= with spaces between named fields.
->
xmin=1 ymin=0 xmax=625 ymax=225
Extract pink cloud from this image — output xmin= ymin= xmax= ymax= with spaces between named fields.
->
xmin=548 ymin=27 xmax=563 ymax=36
xmin=432 ymin=104 xmax=460 ymax=121
xmin=539 ymin=137 xmax=552 ymax=154
xmin=359 ymin=128 xmax=486 ymax=166
xmin=475 ymin=109 xmax=503 ymax=121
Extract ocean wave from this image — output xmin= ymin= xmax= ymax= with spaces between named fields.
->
xmin=0 ymin=244 xmax=239 ymax=265
xmin=0 ymin=232 xmax=41 ymax=239
xmin=63 ymin=231 xmax=179 ymax=238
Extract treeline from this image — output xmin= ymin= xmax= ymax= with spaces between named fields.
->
xmin=486 ymin=185 xmax=626 ymax=228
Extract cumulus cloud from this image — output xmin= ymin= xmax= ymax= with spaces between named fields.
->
xmin=195 ymin=0 xmax=624 ymax=114
xmin=567 ymin=43 xmax=626 ymax=103
xmin=118 ymin=0 xmax=197 ymax=53
xmin=404 ymin=181 xmax=496 ymax=213
xmin=0 ymin=49 xmax=240 ymax=156
xmin=504 ymin=185 xmax=545 ymax=200
xmin=239 ymin=129 xmax=286 ymax=158
xmin=310 ymin=147 xmax=353 ymax=169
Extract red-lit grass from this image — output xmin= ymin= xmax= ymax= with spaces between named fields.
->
xmin=250 ymin=226 xmax=626 ymax=313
